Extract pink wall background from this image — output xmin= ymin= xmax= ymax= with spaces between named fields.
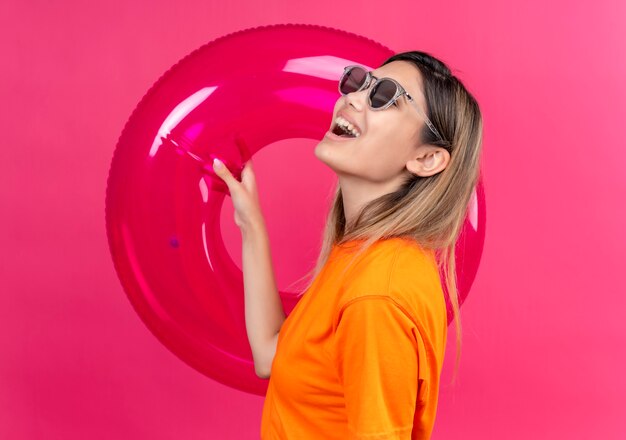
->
xmin=2 ymin=0 xmax=625 ymax=438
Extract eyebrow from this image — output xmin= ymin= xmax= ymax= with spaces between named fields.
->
xmin=371 ymin=72 xmax=404 ymax=92
xmin=371 ymin=71 xmax=396 ymax=82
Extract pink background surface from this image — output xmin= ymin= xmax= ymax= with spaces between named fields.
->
xmin=1 ymin=1 xmax=625 ymax=439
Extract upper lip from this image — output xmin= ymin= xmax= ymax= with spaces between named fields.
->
xmin=335 ymin=110 xmax=362 ymax=134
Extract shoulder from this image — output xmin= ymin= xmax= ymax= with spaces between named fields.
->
xmin=331 ymin=238 xmax=448 ymax=389
xmin=338 ymin=237 xmax=439 ymax=299
xmin=389 ymin=242 xmax=447 ymax=334
xmin=337 ymin=237 xmax=446 ymax=331
xmin=336 ymin=238 xmax=403 ymax=303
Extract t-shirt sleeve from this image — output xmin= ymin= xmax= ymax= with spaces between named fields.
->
xmin=331 ymin=295 xmax=422 ymax=440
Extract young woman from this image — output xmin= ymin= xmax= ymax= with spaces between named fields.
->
xmin=212 ymin=50 xmax=483 ymax=439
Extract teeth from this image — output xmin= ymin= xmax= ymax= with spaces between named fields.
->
xmin=334 ymin=116 xmax=360 ymax=137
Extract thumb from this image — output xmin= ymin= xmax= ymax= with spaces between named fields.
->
xmin=241 ymin=160 xmax=256 ymax=186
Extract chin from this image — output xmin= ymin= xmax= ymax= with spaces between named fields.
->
xmin=314 ymin=142 xmax=338 ymax=169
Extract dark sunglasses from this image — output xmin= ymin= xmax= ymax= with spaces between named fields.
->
xmin=338 ymin=65 xmax=444 ymax=142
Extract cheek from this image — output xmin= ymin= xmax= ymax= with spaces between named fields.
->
xmin=360 ymin=120 xmax=414 ymax=171
xmin=361 ymin=119 xmax=401 ymax=154
xmin=352 ymin=139 xmax=400 ymax=179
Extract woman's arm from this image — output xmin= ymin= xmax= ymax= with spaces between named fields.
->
xmin=210 ymin=158 xmax=283 ymax=378
xmin=242 ymin=220 xmax=286 ymax=379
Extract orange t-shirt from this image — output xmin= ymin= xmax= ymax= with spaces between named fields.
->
xmin=260 ymin=237 xmax=448 ymax=440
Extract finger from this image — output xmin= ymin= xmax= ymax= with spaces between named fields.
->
xmin=241 ymin=160 xmax=256 ymax=188
xmin=241 ymin=160 xmax=254 ymax=178
xmin=212 ymin=158 xmax=239 ymax=187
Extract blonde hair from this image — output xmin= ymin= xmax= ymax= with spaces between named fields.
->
xmin=289 ymin=51 xmax=483 ymax=385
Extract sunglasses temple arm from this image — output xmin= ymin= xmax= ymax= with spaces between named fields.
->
xmin=406 ymin=95 xmax=444 ymax=142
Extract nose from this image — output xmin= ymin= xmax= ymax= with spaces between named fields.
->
xmin=344 ymin=83 xmax=370 ymax=111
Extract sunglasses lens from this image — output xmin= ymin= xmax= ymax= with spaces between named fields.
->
xmin=339 ymin=67 xmax=367 ymax=94
xmin=370 ymin=79 xmax=398 ymax=109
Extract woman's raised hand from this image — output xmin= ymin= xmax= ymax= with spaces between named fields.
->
xmin=212 ymin=158 xmax=266 ymax=235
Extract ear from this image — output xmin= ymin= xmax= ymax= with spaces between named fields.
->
xmin=405 ymin=146 xmax=450 ymax=177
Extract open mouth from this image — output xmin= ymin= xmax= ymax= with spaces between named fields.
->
xmin=331 ymin=117 xmax=360 ymax=138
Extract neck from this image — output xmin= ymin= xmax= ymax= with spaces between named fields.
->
xmin=338 ymin=174 xmax=403 ymax=226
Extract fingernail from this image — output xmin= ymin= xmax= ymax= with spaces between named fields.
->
xmin=213 ymin=158 xmax=223 ymax=169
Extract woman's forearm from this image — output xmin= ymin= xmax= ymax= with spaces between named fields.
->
xmin=241 ymin=220 xmax=286 ymax=378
